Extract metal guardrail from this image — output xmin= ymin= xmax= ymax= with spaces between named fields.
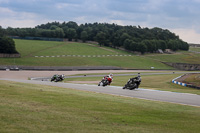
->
xmin=172 ymin=75 xmax=187 ymax=87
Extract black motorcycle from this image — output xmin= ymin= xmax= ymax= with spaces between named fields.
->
xmin=51 ymin=74 xmax=65 ymax=82
xmin=123 ymin=77 xmax=141 ymax=90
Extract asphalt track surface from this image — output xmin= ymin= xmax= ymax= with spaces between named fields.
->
xmin=1 ymin=78 xmax=200 ymax=107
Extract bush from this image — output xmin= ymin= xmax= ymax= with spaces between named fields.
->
xmin=0 ymin=36 xmax=18 ymax=54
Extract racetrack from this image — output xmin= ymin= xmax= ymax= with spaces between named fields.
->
xmin=1 ymin=77 xmax=200 ymax=107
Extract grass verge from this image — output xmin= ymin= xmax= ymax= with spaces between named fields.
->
xmin=0 ymin=80 xmax=200 ymax=133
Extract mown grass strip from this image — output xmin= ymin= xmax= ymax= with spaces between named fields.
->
xmin=0 ymin=80 xmax=200 ymax=133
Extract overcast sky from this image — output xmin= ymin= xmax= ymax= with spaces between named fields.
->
xmin=0 ymin=0 xmax=200 ymax=44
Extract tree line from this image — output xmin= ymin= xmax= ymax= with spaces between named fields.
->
xmin=0 ymin=26 xmax=18 ymax=54
xmin=3 ymin=21 xmax=189 ymax=54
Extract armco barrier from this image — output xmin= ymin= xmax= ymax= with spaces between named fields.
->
xmin=172 ymin=75 xmax=187 ymax=87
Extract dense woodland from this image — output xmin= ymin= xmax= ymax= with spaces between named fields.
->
xmin=1 ymin=21 xmax=189 ymax=54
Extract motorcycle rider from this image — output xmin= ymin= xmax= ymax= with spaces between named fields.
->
xmin=51 ymin=74 xmax=64 ymax=82
xmin=130 ymin=74 xmax=141 ymax=88
xmin=58 ymin=74 xmax=65 ymax=80
xmin=104 ymin=73 xmax=113 ymax=85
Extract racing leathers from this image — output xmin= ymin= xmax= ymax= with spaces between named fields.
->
xmin=131 ymin=76 xmax=141 ymax=88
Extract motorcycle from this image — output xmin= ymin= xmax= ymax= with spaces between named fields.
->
xmin=98 ymin=76 xmax=111 ymax=87
xmin=123 ymin=78 xmax=140 ymax=90
xmin=51 ymin=74 xmax=65 ymax=82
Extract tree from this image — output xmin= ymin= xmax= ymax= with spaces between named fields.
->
xmin=95 ymin=32 xmax=106 ymax=46
xmin=142 ymin=40 xmax=152 ymax=52
xmin=0 ymin=26 xmax=5 ymax=37
xmin=123 ymin=39 xmax=131 ymax=50
xmin=167 ymin=40 xmax=179 ymax=51
xmin=119 ymin=33 xmax=131 ymax=46
xmin=157 ymin=40 xmax=167 ymax=51
xmin=76 ymin=26 xmax=84 ymax=39
xmin=138 ymin=42 xmax=147 ymax=54
xmin=80 ymin=31 xmax=88 ymax=42
xmin=18 ymin=28 xmax=28 ymax=37
xmin=55 ymin=28 xmax=65 ymax=38
xmin=3 ymin=21 xmax=189 ymax=52
xmin=6 ymin=27 xmax=16 ymax=36
xmin=112 ymin=33 xmax=121 ymax=47
xmin=0 ymin=36 xmax=18 ymax=53
xmin=180 ymin=41 xmax=189 ymax=51
xmin=50 ymin=25 xmax=59 ymax=30
xmin=85 ymin=27 xmax=94 ymax=41
xmin=66 ymin=28 xmax=77 ymax=41
xmin=129 ymin=41 xmax=138 ymax=51
xmin=66 ymin=21 xmax=78 ymax=29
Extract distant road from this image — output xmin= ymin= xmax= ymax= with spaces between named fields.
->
xmin=1 ymin=78 xmax=200 ymax=107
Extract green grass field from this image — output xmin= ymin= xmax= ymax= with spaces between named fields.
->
xmin=0 ymin=39 xmax=172 ymax=69
xmin=0 ymin=80 xmax=199 ymax=133
xmin=0 ymin=39 xmax=199 ymax=69
xmin=15 ymin=39 xmax=128 ymax=57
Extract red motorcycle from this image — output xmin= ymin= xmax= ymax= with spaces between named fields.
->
xmin=98 ymin=76 xmax=112 ymax=87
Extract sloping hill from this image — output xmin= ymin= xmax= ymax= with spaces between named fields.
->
xmin=2 ymin=39 xmax=197 ymax=70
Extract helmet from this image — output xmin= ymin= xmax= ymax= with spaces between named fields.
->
xmin=108 ymin=73 xmax=113 ymax=79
